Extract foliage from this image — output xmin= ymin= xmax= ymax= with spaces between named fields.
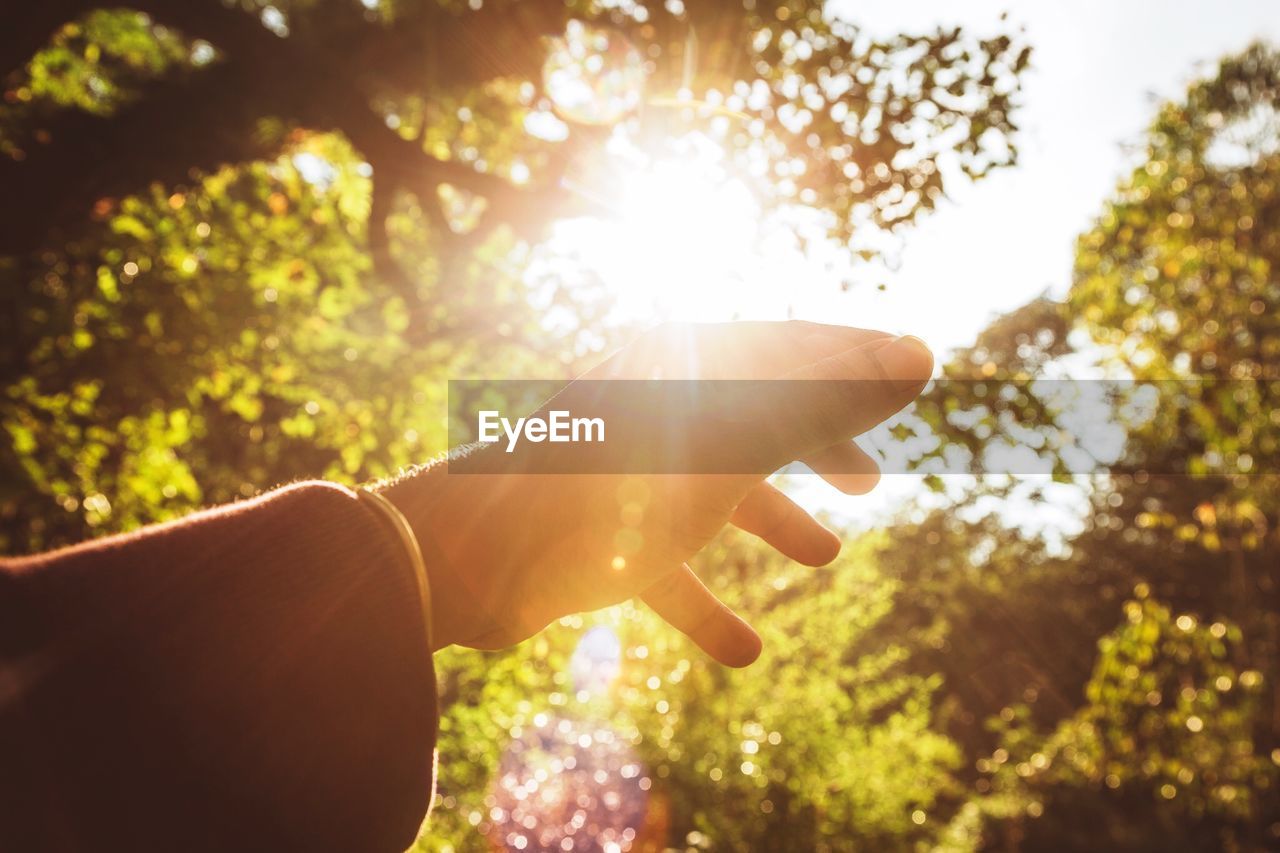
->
xmin=5 ymin=2 xmax=1280 ymax=852
xmin=1041 ymin=594 xmax=1267 ymax=823
xmin=0 ymin=1 xmax=1028 ymax=260
xmin=873 ymin=43 xmax=1280 ymax=850
xmin=0 ymin=0 xmax=1025 ymax=553
xmin=0 ymin=133 xmax=580 ymax=549
xmin=425 ymin=532 xmax=962 ymax=852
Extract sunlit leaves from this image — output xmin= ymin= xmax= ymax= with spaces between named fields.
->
xmin=871 ymin=44 xmax=1280 ymax=848
xmin=0 ymin=128 xmax=579 ymax=550
xmin=1 ymin=10 xmax=192 ymax=155
xmin=1036 ymin=595 xmax=1267 ymax=821
xmin=1073 ymin=44 xmax=1280 ymax=550
xmin=420 ymin=532 xmax=964 ymax=851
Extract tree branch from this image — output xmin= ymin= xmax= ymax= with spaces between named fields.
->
xmin=1 ymin=1 xmax=96 ymax=82
xmin=0 ymin=57 xmax=297 ymax=256
xmin=0 ymin=0 xmax=592 ymax=264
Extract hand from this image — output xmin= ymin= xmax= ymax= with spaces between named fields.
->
xmin=382 ymin=321 xmax=933 ymax=666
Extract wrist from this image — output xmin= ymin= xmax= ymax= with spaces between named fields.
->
xmin=354 ymin=487 xmax=436 ymax=653
xmin=377 ymin=463 xmax=476 ymax=651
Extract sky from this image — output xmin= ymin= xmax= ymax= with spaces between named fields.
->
xmin=562 ymin=1 xmax=1280 ymax=353
xmin=789 ymin=1 xmax=1280 ymax=523
xmin=547 ymin=2 xmax=1280 ymax=525
xmin=810 ymin=0 xmax=1280 ymax=355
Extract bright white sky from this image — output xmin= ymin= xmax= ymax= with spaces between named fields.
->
xmin=564 ymin=1 xmax=1280 ymax=352
xmin=810 ymin=0 xmax=1280 ymax=354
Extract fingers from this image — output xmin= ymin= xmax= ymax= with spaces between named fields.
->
xmin=572 ymin=325 xmax=932 ymax=480
xmin=802 ymin=441 xmax=882 ymax=495
xmin=788 ymin=322 xmax=893 ymax=362
xmin=776 ymin=334 xmax=934 ymax=457
xmin=588 ymin=321 xmax=895 ymax=380
xmin=730 ymin=481 xmax=841 ymax=565
xmin=794 ymin=336 xmax=890 ymax=493
xmin=641 ymin=564 xmax=763 ymax=667
xmin=783 ymin=322 xmax=893 ymax=369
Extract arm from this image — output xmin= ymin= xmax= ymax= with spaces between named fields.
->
xmin=0 ymin=481 xmax=437 ymax=853
xmin=0 ymin=320 xmax=933 ymax=853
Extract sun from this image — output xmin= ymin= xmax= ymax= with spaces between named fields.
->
xmin=612 ymin=154 xmax=761 ymax=318
xmin=536 ymin=21 xmax=837 ymax=325
xmin=548 ymin=136 xmax=788 ymax=324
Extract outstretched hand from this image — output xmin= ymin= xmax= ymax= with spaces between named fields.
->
xmin=382 ymin=322 xmax=933 ymax=666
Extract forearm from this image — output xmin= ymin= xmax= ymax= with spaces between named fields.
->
xmin=1 ymin=481 xmax=438 ymax=853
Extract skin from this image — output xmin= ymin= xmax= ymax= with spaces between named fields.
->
xmin=382 ymin=321 xmax=933 ymax=667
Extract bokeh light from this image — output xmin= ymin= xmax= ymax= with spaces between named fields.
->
xmin=544 ymin=22 xmax=645 ymax=126
xmin=486 ymin=716 xmax=650 ymax=852
xmin=485 ymin=625 xmax=653 ymax=852
xmin=570 ymin=625 xmax=622 ymax=698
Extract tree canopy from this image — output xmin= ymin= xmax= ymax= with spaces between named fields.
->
xmin=3 ymin=3 xmax=1279 ymax=851
xmin=1 ymin=0 xmax=1026 ymax=551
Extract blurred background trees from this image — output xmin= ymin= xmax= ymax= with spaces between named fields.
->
xmin=1 ymin=0 xmax=1025 ymax=550
xmin=3 ymin=1 xmax=1278 ymax=850
xmin=880 ymin=42 xmax=1280 ymax=851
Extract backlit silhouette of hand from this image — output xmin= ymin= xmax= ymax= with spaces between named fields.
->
xmin=382 ymin=322 xmax=932 ymax=665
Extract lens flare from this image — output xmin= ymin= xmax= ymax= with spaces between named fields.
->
xmin=570 ymin=625 xmax=622 ymax=697
xmin=486 ymin=715 xmax=650 ymax=851
xmin=556 ymin=141 xmax=765 ymax=322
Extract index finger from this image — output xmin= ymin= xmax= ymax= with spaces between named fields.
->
xmin=588 ymin=321 xmax=894 ymax=380
xmin=742 ymin=335 xmax=935 ymax=470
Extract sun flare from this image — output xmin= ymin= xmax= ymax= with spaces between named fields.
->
xmin=557 ymin=144 xmax=764 ymax=322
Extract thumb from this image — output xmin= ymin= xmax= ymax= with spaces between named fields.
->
xmin=641 ymin=564 xmax=762 ymax=667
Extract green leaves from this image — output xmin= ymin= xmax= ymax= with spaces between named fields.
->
xmin=1042 ymin=595 xmax=1266 ymax=821
xmin=868 ymin=43 xmax=1280 ymax=849
xmin=421 ymin=532 xmax=963 ymax=851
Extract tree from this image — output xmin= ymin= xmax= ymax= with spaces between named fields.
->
xmin=873 ymin=43 xmax=1280 ymax=850
xmin=1 ymin=1 xmax=1027 ymax=553
xmin=1 ymin=3 xmax=1031 ymax=851
xmin=2 ymin=2 xmax=1027 ymax=260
